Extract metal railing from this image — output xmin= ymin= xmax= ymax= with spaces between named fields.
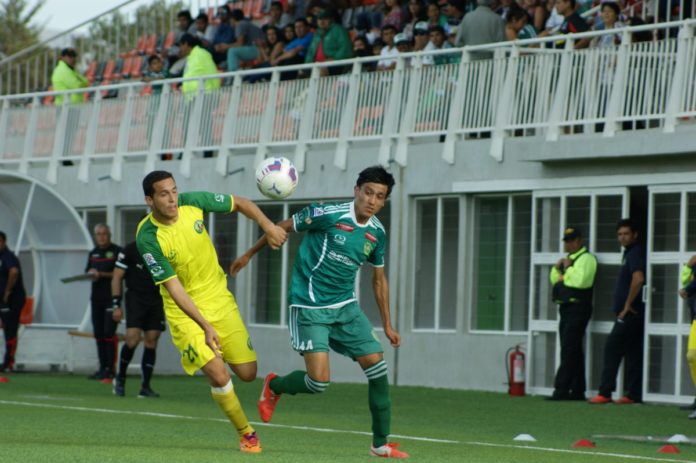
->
xmin=1 ymin=20 xmax=695 ymax=184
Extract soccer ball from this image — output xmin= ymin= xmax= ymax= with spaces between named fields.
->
xmin=255 ymin=157 xmax=298 ymax=200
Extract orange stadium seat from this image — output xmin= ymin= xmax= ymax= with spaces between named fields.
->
xmin=102 ymin=60 xmax=116 ymax=81
xmin=130 ymin=56 xmax=144 ymax=79
xmin=135 ymin=34 xmax=148 ymax=55
xmin=160 ymin=31 xmax=176 ymax=55
xmin=84 ymin=61 xmax=98 ymax=84
xmin=120 ymin=57 xmax=134 ymax=79
xmin=144 ymin=34 xmax=158 ymax=56
xmin=43 ymin=86 xmax=55 ymax=105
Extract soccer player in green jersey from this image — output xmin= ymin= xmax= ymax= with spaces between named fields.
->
xmin=136 ymin=170 xmax=287 ymax=454
xmin=231 ymin=165 xmax=409 ymax=459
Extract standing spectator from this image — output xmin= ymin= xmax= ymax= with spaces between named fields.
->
xmin=506 ymin=3 xmax=538 ymax=42
xmin=263 ymin=1 xmax=292 ymax=32
xmin=549 ymin=0 xmax=591 ymax=49
xmin=376 ymin=24 xmax=399 ymax=71
xmin=227 ymin=9 xmax=265 ymax=73
xmin=454 ymin=0 xmax=506 ymax=58
xmin=304 ymin=9 xmax=353 ymax=75
xmin=679 ymin=254 xmax=696 ymax=418
xmin=0 ymin=231 xmax=26 ymax=373
xmin=589 ymin=219 xmax=645 ymax=405
xmin=212 ymin=5 xmax=236 ymax=65
xmin=593 ymin=2 xmax=624 ymax=48
xmin=85 ymin=224 xmax=122 ymax=381
xmin=51 ymin=48 xmax=89 ymax=106
xmin=547 ymin=227 xmax=597 ymax=401
xmin=111 ymin=241 xmax=165 ymax=398
xmin=180 ymin=34 xmax=220 ymax=94
xmin=404 ymin=0 xmax=428 ymax=39
xmin=194 ymin=13 xmax=217 ymax=50
xmin=272 ymin=18 xmax=314 ymax=79
xmin=382 ymin=0 xmax=406 ymax=31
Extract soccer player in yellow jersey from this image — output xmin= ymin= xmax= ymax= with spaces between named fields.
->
xmin=136 ymin=170 xmax=287 ymax=454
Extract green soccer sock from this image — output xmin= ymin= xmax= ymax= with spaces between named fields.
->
xmin=271 ymin=370 xmax=330 ymax=395
xmin=366 ymin=366 xmax=391 ymax=448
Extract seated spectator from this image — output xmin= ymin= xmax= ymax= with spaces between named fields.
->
xmin=211 ymin=5 xmax=236 ymax=65
xmin=445 ymin=0 xmax=466 ymax=35
xmin=412 ymin=21 xmax=431 ymax=52
xmin=283 ymin=23 xmax=296 ymax=43
xmin=544 ymin=0 xmax=564 ymax=31
xmin=404 ymin=0 xmax=428 ymax=39
xmin=353 ymin=35 xmax=374 ymax=57
xmin=549 ymin=0 xmax=591 ymax=49
xmin=272 ymin=18 xmax=314 ymax=67
xmin=180 ymin=33 xmax=221 ymax=94
xmin=354 ymin=0 xmax=384 ymax=35
xmin=342 ymin=0 xmax=365 ymax=30
xmin=264 ymin=1 xmax=292 ymax=32
xmin=627 ymin=16 xmax=653 ymax=42
xmin=594 ymin=1 xmax=624 ymax=48
xmin=246 ymin=27 xmax=286 ymax=83
xmin=426 ymin=1 xmax=449 ymax=30
xmin=382 ymin=0 xmax=406 ymax=31
xmin=422 ymin=25 xmax=456 ymax=65
xmin=142 ymin=55 xmax=167 ymax=94
xmin=168 ymin=10 xmax=198 ymax=72
xmin=226 ymin=9 xmax=265 ymax=73
xmin=372 ymin=37 xmax=386 ymax=62
xmin=506 ymin=3 xmax=538 ymax=42
xmin=377 ymin=24 xmax=399 ymax=71
xmin=521 ymin=0 xmax=548 ymax=32
xmin=304 ymin=8 xmax=352 ymax=76
xmin=194 ymin=12 xmax=217 ymax=50
xmin=394 ymin=33 xmax=412 ymax=55
xmin=454 ymin=0 xmax=506 ymax=59
xmin=288 ymin=0 xmax=308 ymax=20
xmin=51 ymin=48 xmax=89 ymax=106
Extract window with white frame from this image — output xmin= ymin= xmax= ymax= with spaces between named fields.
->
xmin=120 ymin=208 xmax=148 ymax=244
xmin=471 ymin=194 xmax=531 ymax=332
xmin=77 ymin=208 xmax=107 ymax=244
xmin=213 ymin=211 xmax=239 ymax=295
xmin=413 ymin=197 xmax=460 ymax=331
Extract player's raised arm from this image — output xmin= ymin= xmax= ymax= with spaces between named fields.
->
xmin=232 ymin=196 xmax=288 ymax=250
xmin=230 ymin=217 xmax=294 ymax=276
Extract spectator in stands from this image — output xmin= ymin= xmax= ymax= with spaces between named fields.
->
xmin=283 ymin=23 xmax=296 ymax=43
xmin=180 ymin=33 xmax=221 ymax=94
xmin=553 ymin=0 xmax=591 ymax=49
xmin=404 ymin=0 xmax=428 ymax=39
xmin=521 ymin=0 xmax=548 ymax=32
xmin=544 ymin=0 xmax=565 ymax=31
xmin=168 ymin=10 xmax=198 ymax=73
xmin=288 ymin=0 xmax=308 ymax=20
xmin=353 ymin=0 xmax=384 ymax=36
xmin=593 ymin=2 xmax=624 ymax=48
xmin=264 ymin=1 xmax=292 ymax=32
xmin=142 ymin=55 xmax=167 ymax=95
xmin=304 ymin=9 xmax=352 ymax=76
xmin=423 ymin=25 xmax=457 ymax=65
xmin=212 ymin=5 xmax=236 ymax=65
xmin=248 ymin=27 xmax=286 ymax=82
xmin=412 ymin=21 xmax=431 ymax=53
xmin=445 ymin=0 xmax=467 ymax=35
xmin=341 ymin=0 xmax=365 ymax=30
xmin=0 ymin=231 xmax=26 ymax=373
xmin=454 ymin=0 xmax=506 ymax=59
xmin=377 ymin=24 xmax=399 ymax=71
xmin=426 ymin=1 xmax=449 ymax=30
xmin=272 ymin=18 xmax=314 ymax=79
xmin=51 ymin=48 xmax=89 ymax=106
xmin=627 ymin=16 xmax=653 ymax=42
xmin=372 ymin=37 xmax=386 ymax=58
xmin=506 ymin=3 xmax=538 ymax=42
xmin=353 ymin=35 xmax=373 ymax=57
xmin=382 ymin=0 xmax=406 ymax=31
xmin=194 ymin=13 xmax=217 ymax=50
xmin=227 ymin=9 xmax=266 ymax=73
xmin=395 ymin=33 xmax=412 ymax=55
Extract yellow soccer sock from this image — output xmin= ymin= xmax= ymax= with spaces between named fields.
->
xmin=687 ymin=349 xmax=696 ymax=387
xmin=211 ymin=380 xmax=254 ymax=437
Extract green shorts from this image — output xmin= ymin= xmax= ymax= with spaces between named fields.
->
xmin=288 ymin=301 xmax=383 ymax=359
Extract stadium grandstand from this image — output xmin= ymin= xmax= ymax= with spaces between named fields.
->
xmin=2 ymin=0 xmax=696 ymax=407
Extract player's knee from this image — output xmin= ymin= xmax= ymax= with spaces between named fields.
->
xmin=687 ymin=349 xmax=696 ymax=365
xmin=142 ymin=338 xmax=158 ymax=349
xmin=305 ymin=374 xmax=329 ymax=394
xmin=363 ymin=359 xmax=389 ymax=382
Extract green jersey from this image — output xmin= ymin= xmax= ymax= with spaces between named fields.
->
xmin=290 ymin=201 xmax=387 ymax=309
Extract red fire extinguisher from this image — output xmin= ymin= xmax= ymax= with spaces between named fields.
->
xmin=506 ymin=345 xmax=525 ymax=397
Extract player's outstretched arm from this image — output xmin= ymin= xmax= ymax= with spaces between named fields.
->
xmin=373 ymin=266 xmax=401 ymax=348
xmin=163 ymin=277 xmax=222 ymax=357
xmin=230 ymin=217 xmax=294 ymax=276
xmin=233 ymin=196 xmax=288 ymax=250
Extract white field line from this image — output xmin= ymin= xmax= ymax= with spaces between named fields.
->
xmin=2 ymin=399 xmax=695 ymax=463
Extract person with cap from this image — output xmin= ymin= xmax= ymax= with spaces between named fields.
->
xmin=303 ymin=8 xmax=352 ymax=75
xmin=547 ymin=226 xmax=597 ymax=401
xmin=394 ymin=33 xmax=412 ymax=55
xmin=51 ymin=48 xmax=89 ymax=106
xmin=589 ymin=218 xmax=646 ymax=404
xmin=411 ymin=21 xmax=431 ymax=53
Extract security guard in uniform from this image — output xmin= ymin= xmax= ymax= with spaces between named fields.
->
xmin=547 ymin=227 xmax=597 ymax=401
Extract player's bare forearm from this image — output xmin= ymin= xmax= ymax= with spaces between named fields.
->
xmin=111 ymin=267 xmax=125 ymax=298
xmin=234 ymin=196 xmax=288 ymax=249
xmin=372 ymin=267 xmax=400 ymax=346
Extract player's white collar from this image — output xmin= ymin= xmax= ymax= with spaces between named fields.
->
xmin=348 ymin=200 xmax=370 ymax=228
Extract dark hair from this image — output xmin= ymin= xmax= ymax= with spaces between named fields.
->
xmin=147 ymin=54 xmax=162 ymax=65
xmin=294 ymin=17 xmax=309 ymax=27
xmin=0 ymin=231 xmax=6 ymax=241
xmin=381 ymin=24 xmax=398 ymax=33
xmin=60 ymin=48 xmax=77 ymax=57
xmin=356 ymin=166 xmax=396 ymax=197
xmin=447 ymin=0 xmax=465 ymax=11
xmin=567 ymin=0 xmax=577 ymax=9
xmin=506 ymin=3 xmax=530 ymax=23
xmin=143 ymin=171 xmax=174 ymax=197
xmin=179 ymin=33 xmax=200 ymax=48
xmin=270 ymin=1 xmax=283 ymax=9
xmin=616 ymin=218 xmax=637 ymax=232
xmin=628 ymin=16 xmax=653 ymax=42
xmin=195 ymin=12 xmax=209 ymax=23
xmin=177 ymin=10 xmax=193 ymax=21
xmin=601 ymin=1 xmax=621 ymax=16
xmin=429 ymin=25 xmax=446 ymax=35
xmin=230 ymin=9 xmax=245 ymax=21
xmin=217 ymin=5 xmax=230 ymax=16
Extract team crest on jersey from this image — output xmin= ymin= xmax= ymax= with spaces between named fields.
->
xmin=168 ymin=249 xmax=177 ymax=260
xmin=194 ymin=220 xmax=204 ymax=234
xmin=143 ymin=253 xmax=157 ymax=266
xmin=214 ymin=194 xmax=224 ymax=203
xmin=336 ymin=223 xmax=354 ymax=232
xmin=363 ymin=242 xmax=373 ymax=256
xmin=106 ymin=251 xmax=114 ymax=259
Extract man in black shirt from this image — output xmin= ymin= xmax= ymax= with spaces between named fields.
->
xmin=0 ymin=231 xmax=26 ymax=372
xmin=111 ymin=241 xmax=165 ymax=398
xmin=590 ymin=218 xmax=646 ymax=404
xmin=86 ymin=224 xmax=122 ymax=381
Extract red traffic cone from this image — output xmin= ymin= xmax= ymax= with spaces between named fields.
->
xmin=0 ymin=376 xmax=9 ymax=383
xmin=657 ymin=445 xmax=680 ymax=454
xmin=572 ymin=439 xmax=596 ymax=448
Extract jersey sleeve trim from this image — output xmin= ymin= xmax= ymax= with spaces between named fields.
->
xmin=155 ymin=274 xmax=177 ymax=286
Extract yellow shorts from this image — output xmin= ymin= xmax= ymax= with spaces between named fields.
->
xmin=689 ymin=321 xmax=696 ymax=350
xmin=168 ymin=298 xmax=256 ymax=375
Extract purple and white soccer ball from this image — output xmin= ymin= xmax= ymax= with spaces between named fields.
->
xmin=255 ymin=157 xmax=299 ymax=200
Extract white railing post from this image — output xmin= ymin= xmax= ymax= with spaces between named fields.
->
xmin=664 ymin=23 xmax=694 ymax=133
xmin=254 ymin=70 xmax=281 ymax=167
xmin=19 ymin=96 xmax=39 ymax=174
xmin=603 ymin=29 xmax=633 ymax=137
xmin=546 ymin=38 xmax=575 ymax=141
xmin=180 ymin=79 xmax=206 ymax=178
xmin=46 ymin=101 xmax=71 ymax=184
xmin=443 ymin=49 xmax=471 ymax=164
xmin=216 ymin=73 xmax=243 ymax=176
xmin=378 ymin=58 xmax=406 ymax=166
xmin=395 ymin=55 xmax=423 ymax=166
xmin=294 ymin=66 xmax=321 ymax=172
xmin=78 ymin=91 xmax=102 ymax=183
xmin=335 ymin=61 xmax=362 ymax=170
xmin=109 ymin=86 xmax=136 ymax=182
xmin=144 ymin=84 xmax=170 ymax=174
xmin=490 ymin=47 xmax=519 ymax=162
xmin=0 ymin=99 xmax=8 ymax=158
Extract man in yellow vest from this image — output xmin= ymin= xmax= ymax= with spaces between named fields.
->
xmin=51 ymin=48 xmax=89 ymax=106
xmin=179 ymin=34 xmax=220 ymax=95
xmin=547 ymin=226 xmax=597 ymax=401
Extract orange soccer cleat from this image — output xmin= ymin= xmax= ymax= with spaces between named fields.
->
xmin=258 ymin=372 xmax=281 ymax=423
xmin=239 ymin=431 xmax=262 ymax=453
xmin=588 ymin=394 xmax=612 ymax=404
xmin=370 ymin=442 xmax=410 ymax=459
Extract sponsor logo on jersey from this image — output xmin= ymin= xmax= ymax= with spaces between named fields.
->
xmin=194 ymin=220 xmax=204 ymax=234
xmin=143 ymin=253 xmax=157 ymax=266
xmin=363 ymin=242 xmax=373 ymax=256
xmin=328 ymin=250 xmax=355 ymax=267
xmin=149 ymin=266 xmax=164 ymax=277
xmin=333 ymin=234 xmax=346 ymax=245
xmin=214 ymin=194 xmax=225 ymax=203
xmin=336 ymin=223 xmax=354 ymax=232
xmin=365 ymin=232 xmax=377 ymax=243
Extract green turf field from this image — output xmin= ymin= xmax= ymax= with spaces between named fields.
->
xmin=0 ymin=373 xmax=694 ymax=463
